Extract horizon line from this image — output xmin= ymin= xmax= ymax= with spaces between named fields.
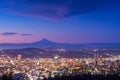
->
xmin=0 ymin=38 xmax=120 ymax=44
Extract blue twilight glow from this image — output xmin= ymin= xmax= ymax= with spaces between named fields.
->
xmin=0 ymin=0 xmax=120 ymax=43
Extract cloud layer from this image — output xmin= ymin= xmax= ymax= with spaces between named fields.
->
xmin=0 ymin=0 xmax=115 ymax=19
xmin=21 ymin=34 xmax=32 ymax=36
xmin=1 ymin=32 xmax=32 ymax=36
xmin=1 ymin=32 xmax=18 ymax=36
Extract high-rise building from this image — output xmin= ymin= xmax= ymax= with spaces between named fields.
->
xmin=98 ymin=55 xmax=103 ymax=65
xmin=94 ymin=49 xmax=99 ymax=67
xmin=17 ymin=54 xmax=22 ymax=62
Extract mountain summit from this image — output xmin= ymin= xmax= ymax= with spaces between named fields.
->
xmin=40 ymin=38 xmax=54 ymax=43
xmin=41 ymin=38 xmax=49 ymax=42
xmin=33 ymin=38 xmax=57 ymax=44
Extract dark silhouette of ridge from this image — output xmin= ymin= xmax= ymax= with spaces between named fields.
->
xmin=0 ymin=38 xmax=120 ymax=49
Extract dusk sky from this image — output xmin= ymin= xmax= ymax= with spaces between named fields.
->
xmin=0 ymin=0 xmax=120 ymax=43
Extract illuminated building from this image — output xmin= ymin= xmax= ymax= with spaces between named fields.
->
xmin=94 ymin=49 xmax=99 ymax=67
xmin=17 ymin=54 xmax=22 ymax=62
xmin=98 ymin=55 xmax=103 ymax=65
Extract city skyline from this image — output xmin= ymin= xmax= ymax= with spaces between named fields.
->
xmin=0 ymin=0 xmax=120 ymax=43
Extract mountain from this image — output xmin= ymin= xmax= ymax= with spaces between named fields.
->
xmin=0 ymin=38 xmax=120 ymax=49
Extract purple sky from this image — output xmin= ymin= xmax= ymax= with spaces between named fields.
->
xmin=0 ymin=0 xmax=120 ymax=43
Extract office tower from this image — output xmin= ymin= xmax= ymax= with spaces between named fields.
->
xmin=94 ymin=49 xmax=99 ymax=67
xmin=17 ymin=54 xmax=22 ymax=62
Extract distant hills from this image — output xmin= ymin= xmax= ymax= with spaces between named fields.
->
xmin=0 ymin=48 xmax=51 ymax=58
xmin=0 ymin=38 xmax=120 ymax=49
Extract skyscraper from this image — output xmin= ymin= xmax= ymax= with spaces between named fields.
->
xmin=17 ymin=54 xmax=22 ymax=62
xmin=94 ymin=49 xmax=99 ymax=67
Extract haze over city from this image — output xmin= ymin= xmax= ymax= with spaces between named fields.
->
xmin=0 ymin=0 xmax=120 ymax=43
